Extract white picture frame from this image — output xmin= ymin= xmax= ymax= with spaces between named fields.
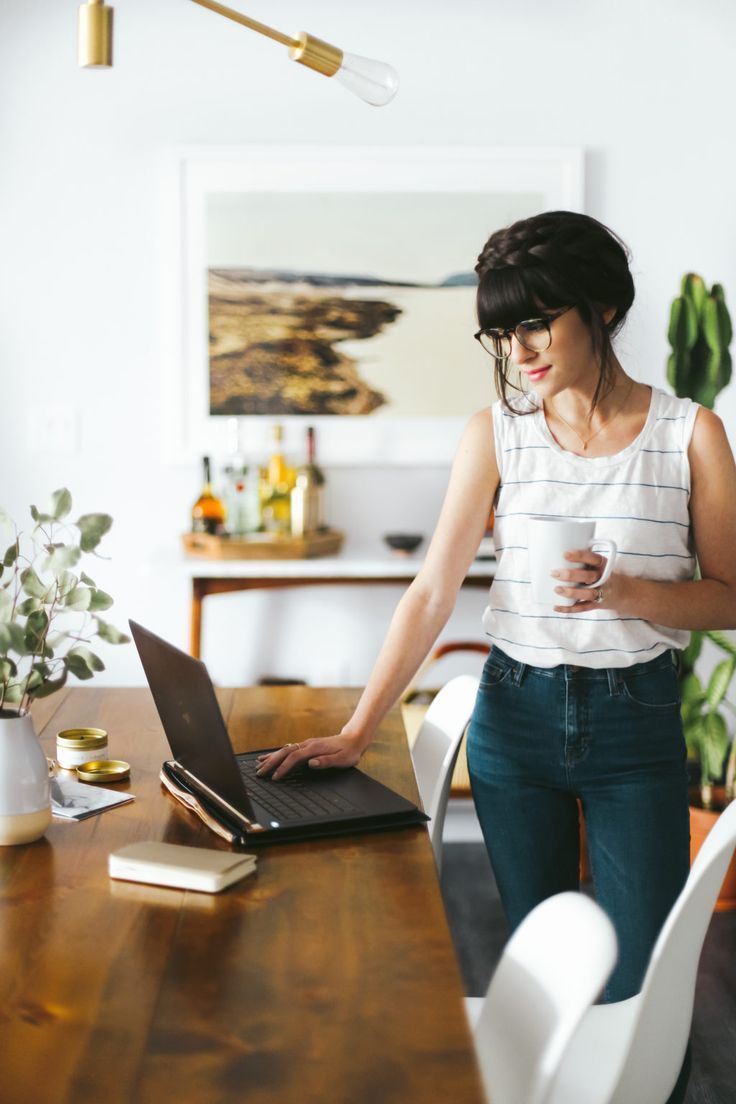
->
xmin=165 ymin=145 xmax=584 ymax=466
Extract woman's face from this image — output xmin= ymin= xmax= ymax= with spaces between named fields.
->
xmin=507 ymin=306 xmax=608 ymax=398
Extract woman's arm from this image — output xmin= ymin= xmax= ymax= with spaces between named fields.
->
xmin=553 ymin=407 xmax=736 ymax=628
xmin=257 ymin=408 xmax=499 ymax=779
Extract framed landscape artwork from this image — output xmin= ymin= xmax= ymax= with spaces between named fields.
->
xmin=169 ymin=146 xmax=584 ymax=464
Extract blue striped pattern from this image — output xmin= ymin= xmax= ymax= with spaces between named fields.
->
xmin=483 ymin=387 xmax=698 ymax=669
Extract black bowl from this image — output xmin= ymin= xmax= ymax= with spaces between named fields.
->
xmin=383 ymin=533 xmax=424 ymax=554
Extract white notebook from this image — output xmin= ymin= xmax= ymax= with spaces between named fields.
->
xmin=109 ymin=840 xmax=257 ymax=893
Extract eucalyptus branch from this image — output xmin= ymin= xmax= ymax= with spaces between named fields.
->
xmin=0 ymin=489 xmax=129 ymax=713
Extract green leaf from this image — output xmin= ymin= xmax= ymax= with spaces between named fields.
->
xmin=23 ymin=669 xmax=45 ymax=692
xmin=0 ymin=658 xmax=17 ymax=681
xmin=29 ymin=671 xmax=68 ymax=699
xmin=2 ymin=682 xmax=23 ymax=702
xmin=0 ymin=590 xmax=13 ymax=622
xmin=94 ymin=618 xmax=130 ymax=645
xmin=680 ymin=671 xmax=704 ymax=704
xmin=43 ymin=544 xmax=81 ymax=577
xmin=24 ymin=609 xmax=49 ymax=651
xmin=706 ymin=630 xmax=736 ymax=657
xmin=3 ymin=542 xmax=18 ymax=568
xmin=80 ymin=572 xmax=96 ymax=588
xmin=0 ymin=623 xmax=28 ymax=655
xmin=67 ymin=645 xmax=105 ymax=673
xmin=30 ymin=506 xmax=54 ymax=526
xmin=20 ymin=568 xmax=48 ymax=600
xmin=66 ymin=656 xmax=95 ymax=680
xmin=706 ymin=658 xmax=736 ymax=711
xmin=88 ymin=588 xmax=113 ymax=612
xmin=76 ymin=513 xmax=113 ymax=553
xmin=50 ymin=488 xmax=72 ymax=521
xmin=17 ymin=597 xmax=42 ymax=616
xmin=63 ymin=585 xmax=92 ymax=611
xmin=702 ymin=712 xmax=730 ymax=782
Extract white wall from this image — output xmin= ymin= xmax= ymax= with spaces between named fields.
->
xmin=2 ymin=0 xmax=736 ymax=690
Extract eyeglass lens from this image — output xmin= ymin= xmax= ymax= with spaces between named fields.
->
xmin=478 ymin=318 xmax=552 ymax=359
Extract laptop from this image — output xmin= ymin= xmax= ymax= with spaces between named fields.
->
xmin=129 ymin=621 xmax=428 ymax=845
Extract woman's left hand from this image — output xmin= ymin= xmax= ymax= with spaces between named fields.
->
xmin=551 ymin=549 xmax=623 ymax=613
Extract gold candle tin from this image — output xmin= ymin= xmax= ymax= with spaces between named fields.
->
xmin=76 ymin=759 xmax=130 ymax=783
xmin=56 ymin=727 xmax=109 ymax=770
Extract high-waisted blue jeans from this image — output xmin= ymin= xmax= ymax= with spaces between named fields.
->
xmin=466 ymin=645 xmax=690 ymax=1003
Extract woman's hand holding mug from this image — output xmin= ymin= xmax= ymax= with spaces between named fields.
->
xmin=527 ymin=516 xmax=617 ymax=610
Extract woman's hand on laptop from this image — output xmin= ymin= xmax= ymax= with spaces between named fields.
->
xmin=255 ymin=731 xmax=366 ymax=781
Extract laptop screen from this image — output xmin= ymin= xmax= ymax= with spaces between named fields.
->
xmin=130 ymin=621 xmax=253 ymax=815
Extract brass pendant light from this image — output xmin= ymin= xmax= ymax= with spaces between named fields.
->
xmin=77 ymin=0 xmax=399 ymax=106
xmin=78 ymin=0 xmax=113 ymax=68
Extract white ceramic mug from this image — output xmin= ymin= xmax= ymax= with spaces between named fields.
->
xmin=527 ymin=517 xmax=617 ymax=607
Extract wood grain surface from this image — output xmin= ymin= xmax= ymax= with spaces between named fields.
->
xmin=0 ymin=688 xmax=484 ymax=1104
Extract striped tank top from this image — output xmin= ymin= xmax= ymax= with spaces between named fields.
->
xmin=482 ymin=386 xmax=699 ymax=668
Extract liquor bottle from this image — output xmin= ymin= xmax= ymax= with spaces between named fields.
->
xmin=261 ymin=424 xmax=294 ymax=533
xmin=191 ymin=456 xmax=226 ymax=535
xmin=223 ymin=419 xmax=261 ymax=536
xmin=291 ymin=426 xmax=326 ymax=537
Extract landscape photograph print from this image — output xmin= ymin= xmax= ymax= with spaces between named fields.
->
xmin=204 ymin=190 xmax=538 ymax=419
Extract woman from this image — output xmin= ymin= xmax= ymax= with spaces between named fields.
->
xmin=257 ymin=210 xmax=736 ymax=1005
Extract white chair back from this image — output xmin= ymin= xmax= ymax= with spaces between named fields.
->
xmin=410 ymin=674 xmax=479 ymax=870
xmin=605 ymin=798 xmax=736 ymax=1104
xmin=473 ymin=891 xmax=617 ymax=1104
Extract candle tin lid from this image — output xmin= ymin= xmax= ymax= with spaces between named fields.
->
xmin=57 ymin=727 xmax=108 ymax=750
xmin=76 ymin=759 xmax=130 ymax=783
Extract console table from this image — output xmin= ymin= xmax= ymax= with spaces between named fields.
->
xmin=185 ymin=553 xmax=495 ymax=658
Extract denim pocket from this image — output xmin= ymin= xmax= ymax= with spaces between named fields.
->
xmin=479 ymin=655 xmax=513 ymax=690
xmin=620 ymin=664 xmax=681 ymax=709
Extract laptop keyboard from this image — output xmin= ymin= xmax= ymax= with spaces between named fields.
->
xmin=238 ymin=758 xmax=360 ymax=823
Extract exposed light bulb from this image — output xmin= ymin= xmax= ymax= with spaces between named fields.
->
xmin=289 ymin=32 xmax=398 ymax=107
xmin=334 ymin=52 xmax=399 ymax=107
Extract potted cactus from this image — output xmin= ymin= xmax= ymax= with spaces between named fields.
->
xmin=667 ymin=273 xmax=735 ymax=907
xmin=667 ymin=272 xmax=732 ymax=406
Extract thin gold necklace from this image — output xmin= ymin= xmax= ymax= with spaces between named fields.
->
xmin=545 ymin=379 xmax=635 ymax=451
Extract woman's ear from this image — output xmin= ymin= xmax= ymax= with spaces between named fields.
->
xmin=601 ymin=305 xmax=616 ymax=325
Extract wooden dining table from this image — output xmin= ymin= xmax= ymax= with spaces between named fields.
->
xmin=0 ymin=686 xmax=485 ymax=1104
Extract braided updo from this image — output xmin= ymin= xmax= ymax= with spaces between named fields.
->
xmin=475 ymin=211 xmax=635 ymax=412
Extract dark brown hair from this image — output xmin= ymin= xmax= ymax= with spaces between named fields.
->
xmin=475 ymin=210 xmax=635 ymax=412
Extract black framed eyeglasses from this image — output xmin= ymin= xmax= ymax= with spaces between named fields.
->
xmin=474 ymin=305 xmax=574 ymax=361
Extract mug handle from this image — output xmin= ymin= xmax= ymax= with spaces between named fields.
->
xmin=582 ymin=539 xmax=617 ymax=588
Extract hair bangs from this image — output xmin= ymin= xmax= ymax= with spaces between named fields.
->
xmin=476 ymin=266 xmax=570 ymax=330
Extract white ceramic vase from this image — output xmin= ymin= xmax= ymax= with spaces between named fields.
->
xmin=0 ymin=710 xmax=52 ymax=845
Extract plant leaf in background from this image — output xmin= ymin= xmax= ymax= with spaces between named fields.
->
xmin=76 ymin=513 xmax=113 ymax=553
xmin=0 ymin=489 xmax=129 ymax=714
xmin=94 ymin=618 xmax=129 ymax=645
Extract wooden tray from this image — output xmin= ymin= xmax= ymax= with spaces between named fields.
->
xmin=182 ymin=529 xmax=344 ymax=560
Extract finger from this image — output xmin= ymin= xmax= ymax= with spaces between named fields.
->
xmin=306 ymin=746 xmax=360 ymax=771
xmin=256 ymin=744 xmax=303 ymax=777
xmin=554 ymin=586 xmax=601 ymax=608
xmin=272 ymin=740 xmax=333 ymax=779
xmin=565 ymin=548 xmax=607 ymax=571
xmin=552 ymin=568 xmax=602 ymax=585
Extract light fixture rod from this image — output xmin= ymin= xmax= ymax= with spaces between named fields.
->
xmin=189 ymin=0 xmax=299 ymax=50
